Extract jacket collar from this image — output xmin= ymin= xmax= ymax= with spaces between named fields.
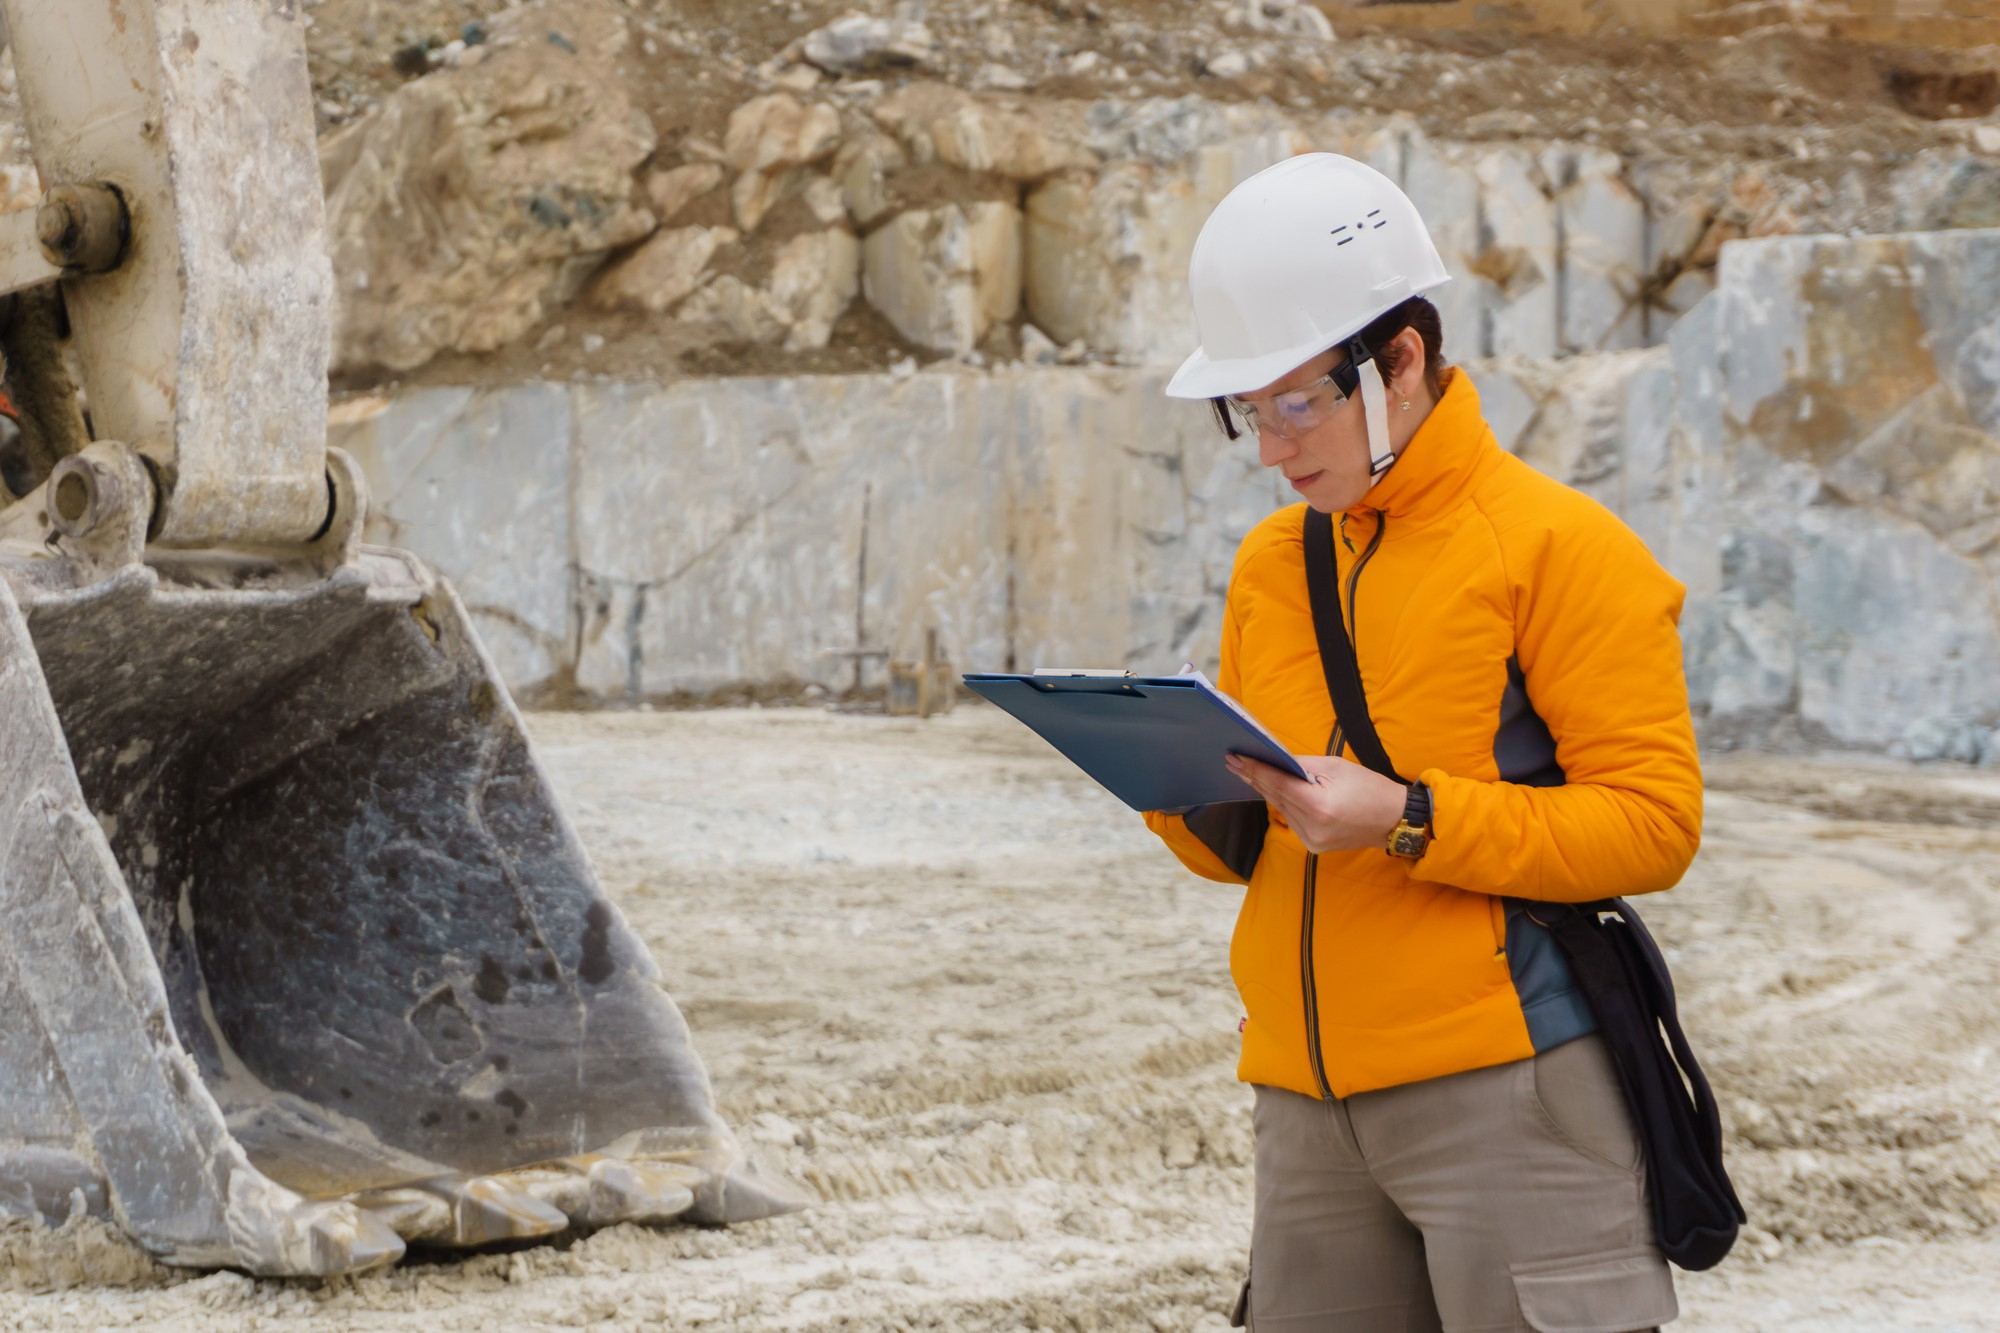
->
xmin=1343 ymin=367 xmax=1500 ymax=527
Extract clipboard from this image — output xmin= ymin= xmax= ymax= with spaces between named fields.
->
xmin=962 ymin=672 xmax=1307 ymax=812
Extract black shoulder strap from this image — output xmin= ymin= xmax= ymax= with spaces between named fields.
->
xmin=1302 ymin=508 xmax=1404 ymax=783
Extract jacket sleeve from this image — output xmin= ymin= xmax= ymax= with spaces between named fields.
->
xmin=1408 ymin=507 xmax=1703 ymax=903
xmin=1142 ymin=586 xmax=1265 ymax=886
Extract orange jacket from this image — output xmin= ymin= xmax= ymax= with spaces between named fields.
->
xmin=1145 ymin=369 xmax=1702 ymax=1099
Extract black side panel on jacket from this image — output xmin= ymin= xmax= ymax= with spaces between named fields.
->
xmin=1495 ymin=656 xmax=1565 ymax=788
xmin=1183 ymin=803 xmax=1270 ymax=881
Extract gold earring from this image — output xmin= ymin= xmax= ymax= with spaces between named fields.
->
xmin=1400 ymin=400 xmax=1412 ymax=412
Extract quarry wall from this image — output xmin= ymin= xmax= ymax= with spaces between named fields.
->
xmin=333 ymin=226 xmax=2000 ymax=756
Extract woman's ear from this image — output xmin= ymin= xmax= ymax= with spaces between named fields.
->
xmin=1387 ymin=326 xmax=1428 ymax=401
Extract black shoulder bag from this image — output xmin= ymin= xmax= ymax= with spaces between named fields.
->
xmin=1302 ymin=508 xmax=1744 ymax=1272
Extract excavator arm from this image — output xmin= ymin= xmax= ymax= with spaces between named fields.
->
xmin=0 ymin=0 xmax=799 ymax=1275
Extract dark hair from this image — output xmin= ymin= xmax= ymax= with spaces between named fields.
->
xmin=1208 ymin=295 xmax=1448 ymax=440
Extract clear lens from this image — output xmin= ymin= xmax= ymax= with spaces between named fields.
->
xmin=1227 ymin=374 xmax=1347 ymax=439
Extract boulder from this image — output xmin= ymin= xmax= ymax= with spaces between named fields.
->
xmin=769 ymin=229 xmax=863 ymax=350
xmin=1023 ymin=164 xmax=1211 ymax=367
xmin=802 ymin=175 xmax=849 ymax=226
xmin=1905 ymin=715 xmax=1988 ymax=763
xmin=678 ymin=276 xmax=791 ymax=346
xmin=645 ymin=163 xmax=726 ymax=224
xmin=589 ymin=225 xmax=740 ymax=316
xmin=834 ymin=134 xmax=906 ymax=228
xmin=863 ymin=202 xmax=1021 ymax=356
xmin=799 ymin=12 xmax=935 ymax=73
xmin=721 ymin=94 xmax=842 ymax=234
xmin=320 ymin=0 xmax=658 ymax=375
xmin=732 ymin=168 xmax=795 ymax=233
xmin=723 ymin=94 xmax=843 ymax=175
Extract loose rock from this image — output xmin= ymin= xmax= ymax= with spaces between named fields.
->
xmin=769 ymin=229 xmax=863 ymax=351
xmin=799 ymin=12 xmax=936 ymax=75
xmin=678 ymin=275 xmax=791 ymax=346
xmin=589 ymin=225 xmax=740 ymax=316
xmin=724 ymin=93 xmax=843 ymax=176
xmin=872 ymin=83 xmax=1096 ymax=180
xmin=644 ymin=163 xmax=726 ymax=225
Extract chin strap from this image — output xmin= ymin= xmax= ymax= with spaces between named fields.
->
xmin=1358 ymin=353 xmax=1395 ymax=488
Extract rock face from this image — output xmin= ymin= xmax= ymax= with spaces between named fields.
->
xmin=1013 ymin=108 xmax=1742 ymax=371
xmin=313 ymin=29 xmax=2000 ymax=384
xmin=1490 ymin=230 xmax=2000 ymax=749
xmin=321 ymin=0 xmax=658 ymax=375
xmin=335 ymin=229 xmax=2000 ymax=750
xmin=1696 ymin=231 xmax=2000 ymax=746
xmin=334 ymin=368 xmax=1274 ymax=699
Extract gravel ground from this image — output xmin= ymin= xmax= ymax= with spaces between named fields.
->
xmin=1 ymin=704 xmax=1998 ymax=1329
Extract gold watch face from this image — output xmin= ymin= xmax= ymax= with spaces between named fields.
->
xmin=1388 ymin=823 xmax=1429 ymax=859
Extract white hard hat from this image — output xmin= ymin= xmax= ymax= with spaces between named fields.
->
xmin=1165 ymin=153 xmax=1451 ymax=402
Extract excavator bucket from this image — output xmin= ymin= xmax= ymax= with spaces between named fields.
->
xmin=0 ymin=529 xmax=802 ymax=1274
xmin=0 ymin=0 xmax=803 ymax=1275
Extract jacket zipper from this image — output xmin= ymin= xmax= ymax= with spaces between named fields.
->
xmin=1300 ymin=510 xmax=1388 ymax=1102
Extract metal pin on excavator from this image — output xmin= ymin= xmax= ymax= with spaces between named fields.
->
xmin=0 ymin=0 xmax=800 ymax=1275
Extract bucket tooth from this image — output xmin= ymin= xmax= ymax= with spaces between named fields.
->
xmin=346 ymin=1187 xmax=452 ymax=1245
xmin=225 ymin=1173 xmax=406 ymax=1277
xmin=350 ymin=1175 xmax=566 ymax=1248
xmin=498 ymin=1154 xmax=701 ymax=1228
xmin=602 ymin=1127 xmax=814 ymax=1223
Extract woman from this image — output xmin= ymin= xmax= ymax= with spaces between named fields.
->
xmin=1145 ymin=153 xmax=1702 ymax=1331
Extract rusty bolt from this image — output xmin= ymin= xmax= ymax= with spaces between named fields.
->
xmin=36 ymin=183 xmax=128 ymax=273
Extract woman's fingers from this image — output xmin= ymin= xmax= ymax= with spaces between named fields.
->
xmin=1227 ymin=755 xmax=1322 ymax=840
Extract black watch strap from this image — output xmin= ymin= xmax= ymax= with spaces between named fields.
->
xmin=1403 ymin=780 xmax=1432 ymax=831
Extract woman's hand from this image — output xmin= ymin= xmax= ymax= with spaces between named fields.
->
xmin=1225 ymin=752 xmax=1409 ymax=855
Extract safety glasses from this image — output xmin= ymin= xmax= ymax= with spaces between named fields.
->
xmin=1221 ymin=338 xmax=1372 ymax=439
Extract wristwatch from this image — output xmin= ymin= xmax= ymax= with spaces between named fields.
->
xmin=1386 ymin=780 xmax=1433 ymax=860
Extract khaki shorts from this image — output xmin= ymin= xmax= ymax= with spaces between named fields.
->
xmin=1242 ymin=1035 xmax=1677 ymax=1333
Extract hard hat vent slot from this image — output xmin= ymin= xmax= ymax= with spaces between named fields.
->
xmin=1330 ymin=211 xmax=1390 ymax=248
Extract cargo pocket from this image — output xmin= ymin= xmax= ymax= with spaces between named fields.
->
xmin=1510 ymin=1245 xmax=1677 ymax=1333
